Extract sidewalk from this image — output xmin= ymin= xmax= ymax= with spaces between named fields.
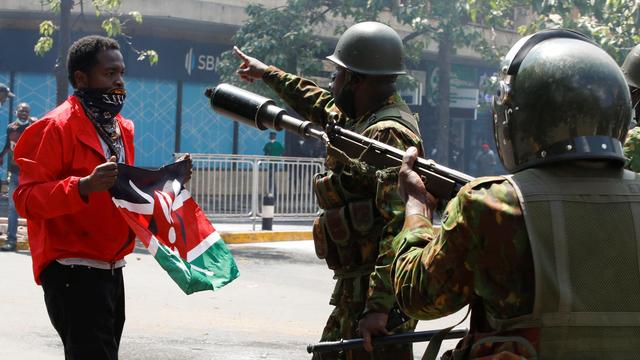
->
xmin=0 ymin=217 xmax=313 ymax=249
xmin=214 ymin=220 xmax=313 ymax=243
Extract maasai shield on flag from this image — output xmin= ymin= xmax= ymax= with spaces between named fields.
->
xmin=110 ymin=160 xmax=239 ymax=294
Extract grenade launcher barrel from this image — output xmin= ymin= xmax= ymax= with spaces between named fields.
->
xmin=205 ymin=83 xmax=475 ymax=200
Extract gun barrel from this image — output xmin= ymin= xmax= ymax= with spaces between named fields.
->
xmin=205 ymin=83 xmax=475 ymax=199
xmin=306 ymin=329 xmax=467 ymax=354
xmin=205 ymin=83 xmax=322 ymax=140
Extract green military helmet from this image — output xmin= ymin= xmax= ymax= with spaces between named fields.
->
xmin=492 ymin=29 xmax=632 ymax=173
xmin=326 ymin=21 xmax=406 ymax=75
xmin=622 ymin=43 xmax=640 ymax=89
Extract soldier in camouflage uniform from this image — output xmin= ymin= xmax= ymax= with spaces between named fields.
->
xmin=622 ymin=43 xmax=640 ymax=172
xmin=234 ymin=22 xmax=422 ymax=359
xmin=392 ymin=29 xmax=640 ymax=359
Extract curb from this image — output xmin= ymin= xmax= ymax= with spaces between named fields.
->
xmin=0 ymin=240 xmax=29 ymax=251
xmin=219 ymin=231 xmax=312 ymax=244
xmin=0 ymin=231 xmax=313 ymax=251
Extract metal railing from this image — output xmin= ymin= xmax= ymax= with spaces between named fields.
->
xmin=175 ymin=153 xmax=324 ymax=223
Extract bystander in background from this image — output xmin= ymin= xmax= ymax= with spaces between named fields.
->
xmin=263 ymin=131 xmax=283 ymax=194
xmin=0 ymin=83 xmax=14 ymax=107
xmin=474 ymin=143 xmax=497 ymax=176
xmin=0 ymin=102 xmax=36 ymax=251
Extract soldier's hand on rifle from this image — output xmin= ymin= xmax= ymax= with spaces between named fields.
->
xmin=233 ymin=46 xmax=268 ymax=83
xmin=358 ymin=312 xmax=391 ymax=353
xmin=78 ymin=156 xmax=118 ymax=197
xmin=399 ymin=147 xmax=437 ymax=219
xmin=176 ymin=153 xmax=193 ymax=185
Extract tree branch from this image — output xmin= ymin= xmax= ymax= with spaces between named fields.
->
xmin=402 ymin=26 xmax=435 ymax=43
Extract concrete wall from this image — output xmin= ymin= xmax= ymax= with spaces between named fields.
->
xmin=0 ymin=0 xmax=285 ymax=26
xmin=0 ymin=0 xmax=521 ymax=61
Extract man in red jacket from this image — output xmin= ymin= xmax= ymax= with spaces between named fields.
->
xmin=14 ymin=35 xmax=139 ymax=360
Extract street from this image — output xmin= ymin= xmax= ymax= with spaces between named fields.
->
xmin=0 ymin=240 xmax=467 ymax=360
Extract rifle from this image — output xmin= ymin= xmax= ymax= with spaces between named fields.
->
xmin=306 ymin=328 xmax=467 ymax=354
xmin=204 ymin=84 xmax=475 ymax=200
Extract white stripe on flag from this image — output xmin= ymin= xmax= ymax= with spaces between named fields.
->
xmin=148 ymin=235 xmax=160 ymax=256
xmin=112 ymin=197 xmax=153 ymax=215
xmin=187 ymin=231 xmax=222 ymax=262
xmin=171 ymin=188 xmax=192 ymax=211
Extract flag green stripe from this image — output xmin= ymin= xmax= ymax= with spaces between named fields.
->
xmin=153 ymin=238 xmax=239 ymax=294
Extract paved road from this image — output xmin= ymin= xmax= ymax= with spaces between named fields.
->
xmin=0 ymin=240 xmax=467 ymax=359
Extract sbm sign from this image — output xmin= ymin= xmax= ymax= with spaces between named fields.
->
xmin=185 ymin=48 xmax=218 ymax=76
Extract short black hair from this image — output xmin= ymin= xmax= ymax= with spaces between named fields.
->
xmin=67 ymin=35 xmax=120 ymax=88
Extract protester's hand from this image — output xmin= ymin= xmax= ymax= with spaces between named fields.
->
xmin=398 ymin=147 xmax=437 ymax=218
xmin=176 ymin=153 xmax=193 ymax=185
xmin=78 ymin=156 xmax=118 ymax=197
xmin=358 ymin=312 xmax=391 ymax=353
xmin=233 ymin=46 xmax=268 ymax=83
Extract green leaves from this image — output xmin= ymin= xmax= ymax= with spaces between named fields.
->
xmin=92 ymin=0 xmax=123 ymax=13
xmin=129 ymin=11 xmax=143 ymax=24
xmin=33 ymin=0 xmax=158 ymax=66
xmin=47 ymin=0 xmax=62 ymax=13
xmin=39 ymin=20 xmax=55 ymax=37
xmin=35 ymin=20 xmax=56 ymax=57
xmin=34 ymin=36 xmax=54 ymax=56
xmin=137 ymin=50 xmax=158 ymax=65
xmin=216 ymin=1 xmax=335 ymax=100
xmin=101 ymin=17 xmax=122 ymax=37
xmin=522 ymin=0 xmax=640 ymax=63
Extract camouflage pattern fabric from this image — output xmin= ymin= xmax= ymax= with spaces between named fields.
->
xmin=391 ymin=176 xmax=535 ymax=358
xmin=316 ymin=275 xmax=416 ymax=360
xmin=263 ymin=67 xmax=421 ymax=358
xmin=624 ymin=127 xmax=640 ymax=172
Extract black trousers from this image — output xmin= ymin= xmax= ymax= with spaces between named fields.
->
xmin=40 ymin=261 xmax=125 ymax=360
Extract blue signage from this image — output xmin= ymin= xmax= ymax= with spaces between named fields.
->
xmin=0 ymin=28 xmax=230 ymax=82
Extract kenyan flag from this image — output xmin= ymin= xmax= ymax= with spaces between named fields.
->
xmin=110 ymin=160 xmax=239 ymax=294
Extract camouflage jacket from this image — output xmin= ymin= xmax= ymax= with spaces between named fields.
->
xmin=263 ymin=66 xmax=423 ymax=313
xmin=391 ymin=177 xmax=535 ymax=357
xmin=624 ymin=127 xmax=640 ymax=172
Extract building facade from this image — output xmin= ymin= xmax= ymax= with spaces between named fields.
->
xmin=0 ymin=0 xmax=521 ymax=175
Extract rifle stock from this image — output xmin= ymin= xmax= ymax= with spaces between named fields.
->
xmin=205 ymin=83 xmax=475 ymax=200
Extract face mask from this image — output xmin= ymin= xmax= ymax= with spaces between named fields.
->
xmin=334 ymin=84 xmax=357 ymax=119
xmin=15 ymin=118 xmax=29 ymax=126
xmin=75 ymin=87 xmax=126 ymax=125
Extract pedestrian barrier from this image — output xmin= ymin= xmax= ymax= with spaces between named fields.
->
xmin=176 ymin=153 xmax=324 ymax=224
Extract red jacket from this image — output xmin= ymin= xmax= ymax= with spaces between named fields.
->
xmin=13 ymin=95 xmax=136 ymax=284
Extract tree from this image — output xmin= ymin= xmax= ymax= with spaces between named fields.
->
xmin=386 ymin=0 xmax=521 ymax=164
xmin=35 ymin=0 xmax=158 ymax=104
xmin=216 ymin=2 xmax=326 ymax=102
xmin=215 ymin=0 xmax=369 ymax=154
xmin=520 ymin=0 xmax=640 ymax=63
xmin=217 ymin=0 xmax=518 ymax=165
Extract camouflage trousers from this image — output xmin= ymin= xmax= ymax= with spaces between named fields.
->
xmin=311 ymin=274 xmax=417 ymax=360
